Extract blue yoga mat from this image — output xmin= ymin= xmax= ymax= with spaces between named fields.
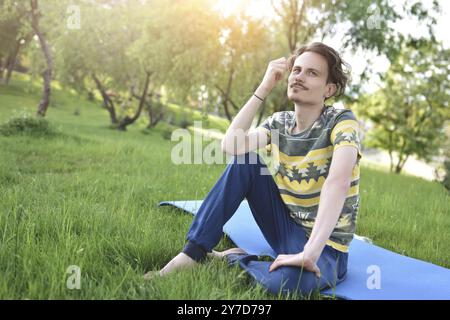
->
xmin=159 ymin=200 xmax=450 ymax=300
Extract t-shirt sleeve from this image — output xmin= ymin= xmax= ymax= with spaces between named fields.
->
xmin=330 ymin=110 xmax=362 ymax=162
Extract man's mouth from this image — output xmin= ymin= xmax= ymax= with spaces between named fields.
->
xmin=290 ymin=83 xmax=308 ymax=90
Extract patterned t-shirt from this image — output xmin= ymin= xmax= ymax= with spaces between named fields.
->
xmin=258 ymin=105 xmax=362 ymax=253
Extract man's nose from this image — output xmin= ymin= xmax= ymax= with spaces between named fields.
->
xmin=294 ymin=71 xmax=306 ymax=82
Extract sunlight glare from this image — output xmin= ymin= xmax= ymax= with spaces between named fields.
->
xmin=213 ymin=0 xmax=274 ymax=18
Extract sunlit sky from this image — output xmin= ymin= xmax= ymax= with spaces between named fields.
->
xmin=214 ymin=0 xmax=450 ymax=92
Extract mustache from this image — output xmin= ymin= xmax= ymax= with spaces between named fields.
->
xmin=290 ymin=82 xmax=309 ymax=90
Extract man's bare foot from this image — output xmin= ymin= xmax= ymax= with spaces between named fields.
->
xmin=207 ymin=247 xmax=247 ymax=259
xmin=143 ymin=252 xmax=198 ymax=280
xmin=143 ymin=270 xmax=160 ymax=281
xmin=143 ymin=249 xmax=247 ymax=280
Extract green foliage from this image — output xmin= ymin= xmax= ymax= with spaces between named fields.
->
xmin=443 ymin=159 xmax=450 ymax=192
xmin=1 ymin=0 xmax=444 ymax=126
xmin=178 ymin=118 xmax=194 ymax=129
xmin=0 ymin=112 xmax=57 ymax=136
xmin=160 ymin=122 xmax=177 ymax=140
xmin=354 ymin=40 xmax=450 ymax=173
xmin=0 ymin=0 xmax=31 ymax=57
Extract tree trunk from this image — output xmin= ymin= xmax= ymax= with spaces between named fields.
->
xmin=272 ymin=0 xmax=307 ymax=53
xmin=394 ymin=137 xmax=408 ymax=174
xmin=147 ymin=97 xmax=164 ymax=128
xmin=132 ymin=91 xmax=164 ymax=129
xmin=214 ymin=84 xmax=239 ymax=111
xmin=389 ymin=151 xmax=394 ymax=173
xmin=395 ymin=154 xmax=409 ymax=174
xmin=222 ymin=98 xmax=232 ymax=122
xmin=0 ymin=54 xmax=4 ymax=81
xmin=92 ymin=74 xmax=118 ymax=124
xmin=395 ymin=162 xmax=402 ymax=174
xmin=220 ymin=66 xmax=236 ymax=122
xmin=31 ymin=0 xmax=53 ymax=117
xmin=148 ymin=104 xmax=164 ymax=128
xmin=117 ymin=71 xmax=152 ymax=131
xmin=4 ymin=39 xmax=22 ymax=85
xmin=388 ymin=131 xmax=394 ymax=172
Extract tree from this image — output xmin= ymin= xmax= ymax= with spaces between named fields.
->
xmin=54 ymin=0 xmax=149 ymax=128
xmin=268 ymin=0 xmax=442 ymax=110
xmin=30 ymin=0 xmax=53 ymax=117
xmin=53 ymin=0 xmax=223 ymax=130
xmin=0 ymin=0 xmax=55 ymax=115
xmin=129 ymin=0 xmax=224 ymax=128
xmin=0 ymin=0 xmax=33 ymax=85
xmin=116 ymin=71 xmax=152 ymax=131
xmin=355 ymin=40 xmax=449 ymax=173
xmin=271 ymin=0 xmax=341 ymax=53
xmin=211 ymin=14 xmax=274 ymax=122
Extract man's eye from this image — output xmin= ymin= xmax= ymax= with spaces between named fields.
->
xmin=308 ymin=71 xmax=316 ymax=76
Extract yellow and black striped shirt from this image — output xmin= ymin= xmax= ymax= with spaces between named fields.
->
xmin=259 ymin=105 xmax=362 ymax=253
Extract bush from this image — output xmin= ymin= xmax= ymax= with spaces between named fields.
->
xmin=0 ymin=113 xmax=57 ymax=137
xmin=158 ymin=122 xmax=177 ymax=140
xmin=178 ymin=118 xmax=193 ymax=129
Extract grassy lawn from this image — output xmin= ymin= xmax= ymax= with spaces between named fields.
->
xmin=0 ymin=74 xmax=449 ymax=299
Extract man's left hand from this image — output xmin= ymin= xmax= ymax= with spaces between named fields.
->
xmin=269 ymin=252 xmax=321 ymax=278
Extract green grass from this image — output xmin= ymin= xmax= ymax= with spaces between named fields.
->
xmin=0 ymin=73 xmax=449 ymax=299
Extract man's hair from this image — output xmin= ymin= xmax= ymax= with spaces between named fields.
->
xmin=287 ymin=42 xmax=351 ymax=98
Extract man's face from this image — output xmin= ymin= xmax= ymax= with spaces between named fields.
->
xmin=287 ymin=51 xmax=336 ymax=106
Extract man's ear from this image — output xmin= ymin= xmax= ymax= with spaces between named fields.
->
xmin=325 ymin=83 xmax=337 ymax=99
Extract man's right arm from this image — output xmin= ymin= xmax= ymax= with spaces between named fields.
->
xmin=221 ymin=57 xmax=287 ymax=156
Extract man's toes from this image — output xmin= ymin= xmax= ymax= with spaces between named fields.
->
xmin=207 ymin=250 xmax=224 ymax=259
xmin=209 ymin=248 xmax=247 ymax=259
xmin=143 ymin=270 xmax=161 ymax=281
xmin=221 ymin=247 xmax=247 ymax=256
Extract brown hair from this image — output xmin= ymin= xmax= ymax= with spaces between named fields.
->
xmin=287 ymin=42 xmax=351 ymax=98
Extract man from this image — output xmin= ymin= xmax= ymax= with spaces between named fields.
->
xmin=145 ymin=42 xmax=362 ymax=296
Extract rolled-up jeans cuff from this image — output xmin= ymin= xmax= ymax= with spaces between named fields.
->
xmin=182 ymin=240 xmax=208 ymax=262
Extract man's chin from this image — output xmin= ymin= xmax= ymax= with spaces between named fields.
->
xmin=287 ymin=93 xmax=311 ymax=104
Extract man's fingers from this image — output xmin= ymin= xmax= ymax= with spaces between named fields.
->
xmin=273 ymin=60 xmax=287 ymax=66
xmin=269 ymin=261 xmax=278 ymax=272
xmin=275 ymin=66 xmax=287 ymax=72
xmin=270 ymin=64 xmax=286 ymax=72
xmin=273 ymin=67 xmax=287 ymax=80
xmin=271 ymin=60 xmax=287 ymax=68
xmin=270 ymin=261 xmax=321 ymax=278
xmin=269 ymin=256 xmax=284 ymax=272
xmin=272 ymin=63 xmax=287 ymax=71
xmin=314 ymin=265 xmax=321 ymax=278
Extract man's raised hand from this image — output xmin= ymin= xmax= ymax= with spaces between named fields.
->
xmin=257 ymin=57 xmax=288 ymax=98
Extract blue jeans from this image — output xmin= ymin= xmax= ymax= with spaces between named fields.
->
xmin=183 ymin=152 xmax=348 ymax=296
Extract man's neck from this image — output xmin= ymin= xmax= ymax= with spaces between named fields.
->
xmin=292 ymin=102 xmax=325 ymax=134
